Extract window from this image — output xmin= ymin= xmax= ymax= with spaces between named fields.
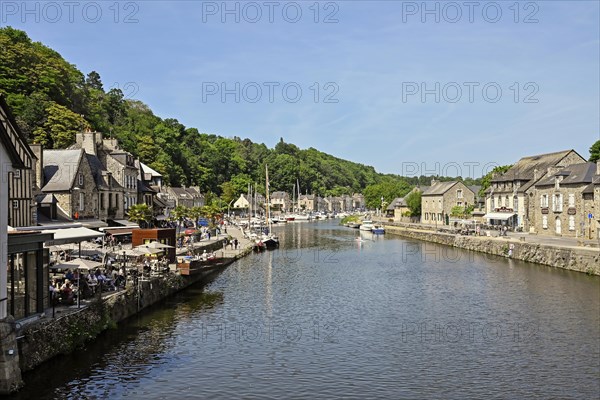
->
xmin=457 ymin=189 xmax=463 ymax=199
xmin=12 ymin=200 xmax=19 ymax=209
xmin=100 ymin=193 xmax=105 ymax=210
xmin=13 ymin=170 xmax=21 ymax=179
xmin=513 ymin=196 xmax=518 ymax=212
xmin=505 ymin=196 xmax=509 ymax=207
xmin=569 ymin=216 xmax=575 ymax=231
xmin=79 ymin=192 xmax=84 ymax=211
xmin=78 ymin=173 xmax=83 ymax=186
xmin=491 ymin=197 xmax=495 ymax=208
xmin=458 ymin=201 xmax=463 ymax=207
xmin=553 ymin=194 xmax=563 ymax=212
xmin=568 ymin=193 xmax=575 ymax=207
xmin=542 ymin=215 xmax=548 ymax=229
xmin=541 ymin=194 xmax=548 ymax=208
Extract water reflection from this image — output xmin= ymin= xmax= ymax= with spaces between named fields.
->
xmin=13 ymin=221 xmax=600 ymax=399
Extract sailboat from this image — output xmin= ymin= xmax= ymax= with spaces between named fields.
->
xmin=261 ymin=165 xmax=279 ymax=250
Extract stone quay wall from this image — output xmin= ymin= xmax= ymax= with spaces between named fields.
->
xmin=17 ymin=238 xmax=253 ymax=373
xmin=384 ymin=225 xmax=600 ymax=276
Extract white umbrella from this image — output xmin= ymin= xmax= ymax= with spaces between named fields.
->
xmin=70 ymin=258 xmax=103 ymax=270
xmin=140 ymin=241 xmax=174 ymax=249
xmin=133 ymin=245 xmax=164 ymax=255
xmin=121 ymin=249 xmax=145 ymax=257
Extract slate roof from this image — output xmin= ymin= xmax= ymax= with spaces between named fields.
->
xmin=422 ymin=181 xmax=460 ymax=196
xmin=271 ymin=191 xmax=289 ymax=199
xmin=387 ymin=197 xmax=406 ymax=211
xmin=169 ymin=187 xmax=192 ymax=199
xmin=492 ymin=150 xmax=575 ymax=183
xmin=535 ymin=162 xmax=597 ymax=187
xmin=86 ymin=153 xmax=122 ymax=191
xmin=185 ymin=187 xmax=203 ymax=197
xmin=42 ymin=149 xmax=84 ymax=191
xmin=141 ymin=162 xmax=162 ymax=176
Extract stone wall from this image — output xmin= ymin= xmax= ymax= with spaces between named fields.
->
xmin=16 ymin=239 xmax=239 ymax=373
xmin=384 ymin=225 xmax=600 ymax=275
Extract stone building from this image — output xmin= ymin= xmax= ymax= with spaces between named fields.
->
xmin=485 ymin=150 xmax=586 ymax=230
xmin=352 ymin=193 xmax=365 ymax=210
xmin=421 ymin=180 xmax=475 ymax=225
xmin=298 ymin=194 xmax=315 ymax=211
xmin=164 ymin=186 xmax=204 ymax=209
xmin=528 ymin=161 xmax=598 ymax=238
xmin=271 ymin=191 xmax=290 ymax=213
xmin=41 ymin=149 xmax=98 ymax=220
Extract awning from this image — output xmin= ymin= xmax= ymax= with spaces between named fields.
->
xmin=42 ymin=227 xmax=104 ymax=244
xmin=482 ymin=212 xmax=516 ymax=221
xmin=104 ymin=228 xmax=134 ymax=236
xmin=111 ymin=219 xmax=139 ymax=227
xmin=80 ymin=219 xmax=109 ymax=229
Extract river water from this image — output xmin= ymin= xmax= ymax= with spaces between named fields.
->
xmin=16 ymin=221 xmax=600 ymax=399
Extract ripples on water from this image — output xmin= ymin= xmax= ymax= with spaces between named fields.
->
xmin=15 ymin=221 xmax=600 ymax=399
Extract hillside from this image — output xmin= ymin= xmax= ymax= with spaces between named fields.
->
xmin=0 ymin=27 xmax=479 ymax=208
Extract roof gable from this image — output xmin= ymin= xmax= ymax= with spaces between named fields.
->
xmin=42 ymin=149 xmax=84 ymax=191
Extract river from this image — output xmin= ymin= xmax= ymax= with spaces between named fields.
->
xmin=15 ymin=220 xmax=600 ymax=399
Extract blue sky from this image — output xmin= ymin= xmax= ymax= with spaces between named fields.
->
xmin=3 ymin=0 xmax=599 ymax=177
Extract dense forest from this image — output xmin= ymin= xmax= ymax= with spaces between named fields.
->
xmin=0 ymin=27 xmax=484 ymax=209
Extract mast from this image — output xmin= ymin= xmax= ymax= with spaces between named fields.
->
xmin=266 ymin=164 xmax=272 ymax=234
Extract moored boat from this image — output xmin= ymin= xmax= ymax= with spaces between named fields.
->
xmin=371 ymin=224 xmax=385 ymax=234
xmin=359 ymin=220 xmax=374 ymax=231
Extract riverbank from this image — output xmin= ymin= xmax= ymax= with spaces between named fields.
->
xmin=12 ymin=227 xmax=254 ymax=382
xmin=384 ymin=224 xmax=600 ymax=275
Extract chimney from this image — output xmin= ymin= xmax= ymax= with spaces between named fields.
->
xmin=431 ymin=178 xmax=438 ymax=186
xmin=533 ymin=168 xmax=539 ymax=181
xmin=30 ymin=143 xmax=44 ymax=190
xmin=76 ymin=130 xmax=98 ymax=156
xmin=597 ymin=161 xmax=600 ymax=176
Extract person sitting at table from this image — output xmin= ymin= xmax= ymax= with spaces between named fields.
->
xmin=60 ymin=280 xmax=74 ymax=304
xmin=65 ymin=269 xmax=74 ymax=281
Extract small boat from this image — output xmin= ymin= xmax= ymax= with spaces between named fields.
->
xmin=371 ymin=224 xmax=385 ymax=234
xmin=285 ymin=215 xmax=295 ymax=222
xmin=253 ymin=241 xmax=266 ymax=252
xmin=359 ymin=220 xmax=374 ymax=231
xmin=346 ymin=222 xmax=361 ymax=229
xmin=262 ymin=235 xmax=279 ymax=249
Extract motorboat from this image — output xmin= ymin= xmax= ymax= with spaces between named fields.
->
xmin=371 ymin=224 xmax=385 ymax=234
xmin=359 ymin=220 xmax=374 ymax=231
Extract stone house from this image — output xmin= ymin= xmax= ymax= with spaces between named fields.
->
xmin=529 ymin=161 xmax=598 ymax=238
xmin=165 ymin=186 xmax=204 ymax=209
xmin=41 ymin=149 xmax=99 ymax=220
xmin=341 ymin=195 xmax=353 ymax=211
xmin=298 ymin=194 xmax=315 ymax=211
xmin=485 ymin=150 xmax=585 ymax=230
xmin=352 ymin=193 xmax=365 ymax=210
xmin=271 ymin=191 xmax=290 ymax=213
xmin=387 ymin=197 xmax=405 ymax=218
xmin=421 ymin=180 xmax=475 ymax=225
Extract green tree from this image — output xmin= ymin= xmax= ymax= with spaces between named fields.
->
xmin=170 ymin=205 xmax=189 ymax=235
xmin=405 ymin=190 xmax=422 ymax=217
xmin=127 ymin=204 xmax=153 ymax=228
xmin=589 ymin=139 xmax=600 ymax=162
xmin=363 ymin=179 xmax=412 ymax=209
xmin=33 ymin=102 xmax=89 ymax=148
xmin=479 ymin=165 xmax=512 ymax=197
